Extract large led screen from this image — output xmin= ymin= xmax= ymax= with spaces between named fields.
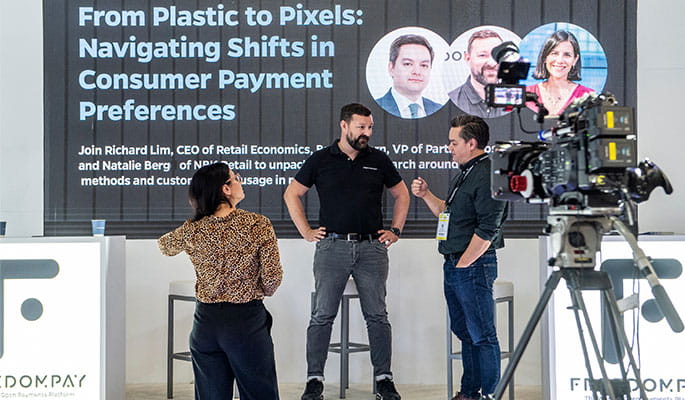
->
xmin=44 ymin=0 xmax=636 ymax=238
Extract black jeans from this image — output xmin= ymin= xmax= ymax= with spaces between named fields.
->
xmin=190 ymin=300 xmax=279 ymax=400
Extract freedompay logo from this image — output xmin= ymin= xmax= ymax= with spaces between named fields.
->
xmin=0 ymin=259 xmax=59 ymax=359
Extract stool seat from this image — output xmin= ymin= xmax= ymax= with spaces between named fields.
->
xmin=343 ymin=277 xmax=358 ymax=295
xmin=169 ymin=280 xmax=195 ymax=297
xmin=494 ymin=280 xmax=514 ymax=299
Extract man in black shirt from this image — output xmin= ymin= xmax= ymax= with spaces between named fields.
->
xmin=411 ymin=115 xmax=506 ymax=400
xmin=284 ymin=103 xmax=409 ymax=400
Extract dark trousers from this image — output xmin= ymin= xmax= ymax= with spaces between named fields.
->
xmin=443 ymin=250 xmax=501 ymax=397
xmin=307 ymin=237 xmax=393 ymax=378
xmin=190 ymin=299 xmax=279 ymax=400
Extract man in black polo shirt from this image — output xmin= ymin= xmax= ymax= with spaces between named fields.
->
xmin=284 ymin=103 xmax=409 ymax=400
xmin=411 ymin=115 xmax=506 ymax=400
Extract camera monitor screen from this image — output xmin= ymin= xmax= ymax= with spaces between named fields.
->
xmin=487 ymin=84 xmax=526 ymax=107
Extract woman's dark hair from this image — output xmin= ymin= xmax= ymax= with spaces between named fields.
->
xmin=188 ymin=162 xmax=232 ymax=221
xmin=533 ymin=30 xmax=582 ymax=81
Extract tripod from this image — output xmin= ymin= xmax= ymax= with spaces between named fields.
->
xmin=495 ymin=267 xmax=646 ymax=399
xmin=493 ymin=213 xmax=682 ymax=400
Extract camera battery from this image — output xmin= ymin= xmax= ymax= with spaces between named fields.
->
xmin=587 ymin=137 xmax=635 ymax=172
xmin=585 ymin=106 xmax=634 ymax=138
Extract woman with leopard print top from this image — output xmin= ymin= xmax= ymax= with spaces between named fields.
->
xmin=159 ymin=162 xmax=282 ymax=400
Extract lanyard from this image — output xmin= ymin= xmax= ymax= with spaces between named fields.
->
xmin=445 ymin=153 xmax=488 ymax=206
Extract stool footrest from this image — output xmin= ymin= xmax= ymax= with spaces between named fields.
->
xmin=449 ymin=351 xmax=512 ymax=359
xmin=328 ymin=342 xmax=371 ymax=354
xmin=329 ymin=342 xmax=370 ymax=349
xmin=172 ymin=351 xmax=192 ymax=362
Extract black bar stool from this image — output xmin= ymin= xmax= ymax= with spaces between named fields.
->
xmin=167 ymin=280 xmax=239 ymax=399
xmin=311 ymin=277 xmax=372 ymax=398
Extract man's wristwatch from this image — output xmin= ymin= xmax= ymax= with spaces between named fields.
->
xmin=388 ymin=227 xmax=401 ymax=237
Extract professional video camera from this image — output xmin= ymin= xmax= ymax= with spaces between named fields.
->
xmin=483 ymin=42 xmax=672 ymax=215
xmin=484 ymin=42 xmax=683 ymax=400
xmin=490 ymin=93 xmax=672 ymax=212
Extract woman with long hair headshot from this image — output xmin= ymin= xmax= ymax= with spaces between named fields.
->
xmin=527 ymin=30 xmax=595 ymax=116
xmin=159 ymin=162 xmax=282 ymax=400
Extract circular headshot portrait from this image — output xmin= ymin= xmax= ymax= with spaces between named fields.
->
xmin=443 ymin=25 xmax=521 ymax=119
xmin=519 ymin=22 xmax=608 ymax=116
xmin=366 ymin=27 xmax=449 ymax=119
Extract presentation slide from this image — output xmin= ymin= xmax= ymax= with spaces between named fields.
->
xmin=43 ymin=0 xmax=636 ymax=237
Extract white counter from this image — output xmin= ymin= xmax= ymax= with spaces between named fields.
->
xmin=0 ymin=236 xmax=125 ymax=400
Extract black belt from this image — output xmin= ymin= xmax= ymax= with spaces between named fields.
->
xmin=443 ymin=252 xmax=463 ymax=261
xmin=326 ymin=232 xmax=381 ymax=242
xmin=443 ymin=248 xmax=495 ymax=261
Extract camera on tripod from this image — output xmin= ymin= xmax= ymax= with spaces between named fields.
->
xmin=483 ymin=42 xmax=672 ymax=215
xmin=484 ymin=42 xmax=683 ymax=400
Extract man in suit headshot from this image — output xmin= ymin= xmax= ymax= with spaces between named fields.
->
xmin=376 ymin=34 xmax=442 ymax=119
xmin=448 ymin=29 xmax=508 ymax=119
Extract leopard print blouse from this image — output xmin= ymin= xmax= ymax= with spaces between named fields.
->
xmin=158 ymin=208 xmax=283 ymax=303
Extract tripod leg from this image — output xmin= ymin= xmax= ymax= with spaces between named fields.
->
xmin=493 ymin=270 xmax=563 ymax=400
xmin=601 ymin=289 xmax=648 ymax=399
xmin=601 ymin=289 xmax=633 ymax=397
xmin=566 ymin=284 xmax=600 ymax=400
xmin=569 ymin=281 xmax=618 ymax=398
xmin=565 ymin=273 xmax=616 ymax=399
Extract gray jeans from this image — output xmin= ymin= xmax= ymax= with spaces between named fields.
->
xmin=306 ymin=237 xmax=393 ymax=378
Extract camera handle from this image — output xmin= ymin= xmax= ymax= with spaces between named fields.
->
xmin=514 ymin=93 xmax=550 ymax=135
xmin=525 ymin=92 xmax=548 ymax=123
xmin=610 ymin=216 xmax=684 ymax=332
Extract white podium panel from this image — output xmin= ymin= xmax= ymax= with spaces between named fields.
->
xmin=0 ymin=236 xmax=125 ymax=400
xmin=542 ymin=236 xmax=685 ymax=400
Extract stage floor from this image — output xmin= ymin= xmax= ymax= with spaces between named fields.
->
xmin=127 ymin=383 xmax=542 ymax=399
